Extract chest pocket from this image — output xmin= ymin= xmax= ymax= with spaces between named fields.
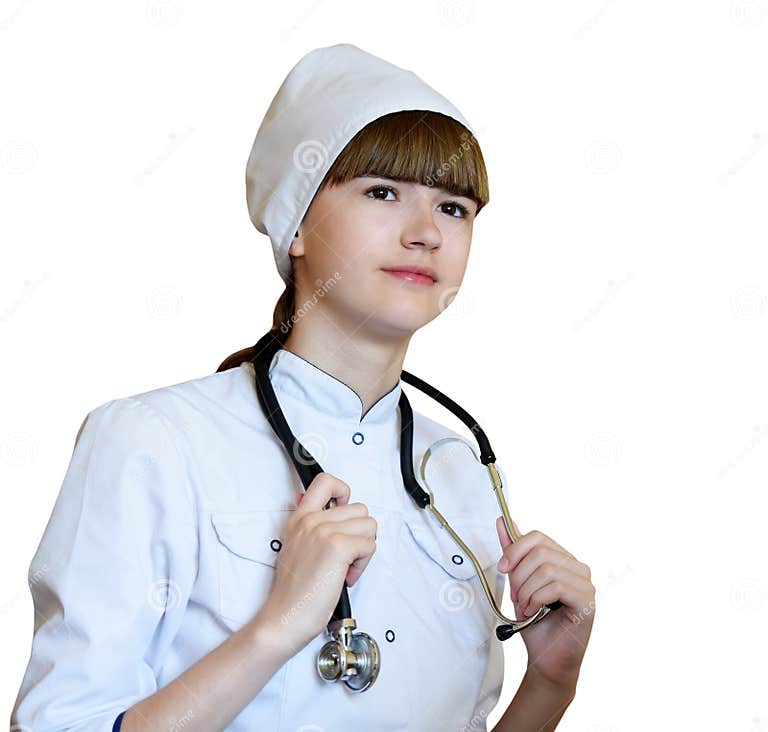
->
xmin=210 ymin=509 xmax=292 ymax=630
xmin=402 ymin=512 xmax=505 ymax=651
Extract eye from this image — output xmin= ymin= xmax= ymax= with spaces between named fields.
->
xmin=439 ymin=201 xmax=470 ymax=219
xmin=365 ymin=185 xmax=397 ymax=201
xmin=364 ymin=184 xmax=471 ymax=219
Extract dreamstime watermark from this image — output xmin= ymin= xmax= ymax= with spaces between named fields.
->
xmin=0 ymin=561 xmax=51 ymax=617
xmin=729 ymin=577 xmax=768 ymax=612
xmin=30 ymin=561 xmax=50 ymax=585
xmin=718 ymin=130 xmax=768 ymax=187
xmin=605 ymin=563 xmax=633 ymax=589
xmin=439 ymin=578 xmax=476 ymax=612
xmin=573 ymin=0 xmax=620 ymax=40
xmin=146 ymin=287 xmax=183 ymax=320
xmin=572 ymin=597 xmax=596 ymax=626
xmin=0 ymin=0 xmax=34 ymax=31
xmin=460 ymin=701 xmax=490 ymax=732
xmin=730 ymin=0 xmax=768 ymax=27
xmin=168 ymin=707 xmax=195 ymax=732
xmin=279 ymin=0 xmax=328 ymax=43
xmin=279 ymin=272 xmax=342 ymax=334
xmin=747 ymin=716 xmax=768 ymax=732
xmin=0 ymin=272 xmax=50 ymax=324
xmin=584 ymin=431 xmax=622 ymax=466
xmin=147 ymin=578 xmax=184 ymax=612
xmin=0 ymin=139 xmax=38 ymax=174
xmin=145 ymin=0 xmax=184 ymax=28
xmin=584 ymin=140 xmax=622 ymax=175
xmin=438 ymin=0 xmax=476 ymax=27
xmin=425 ymin=131 xmax=478 ymax=190
xmin=426 ymin=437 xmax=475 ymax=477
xmin=0 ymin=430 xmax=38 ymax=467
xmin=293 ymin=140 xmax=329 ymax=174
xmin=437 ymin=283 xmax=476 ymax=321
xmin=292 ymin=431 xmax=330 ymax=466
xmin=730 ymin=286 xmax=767 ymax=320
xmin=127 ymin=452 xmax=159 ymax=482
xmin=279 ymin=567 xmax=341 ymax=626
xmin=135 ymin=127 xmax=196 ymax=187
xmin=718 ymin=423 xmax=768 ymax=479
xmin=572 ymin=563 xmax=631 ymax=624
xmin=573 ymin=272 xmax=633 ymax=332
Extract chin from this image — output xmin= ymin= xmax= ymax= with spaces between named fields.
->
xmin=385 ymin=302 xmax=441 ymax=333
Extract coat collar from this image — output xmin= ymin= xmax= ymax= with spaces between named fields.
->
xmin=268 ymin=347 xmax=402 ymax=426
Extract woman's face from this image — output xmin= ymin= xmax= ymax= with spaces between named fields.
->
xmin=289 ymin=174 xmax=478 ymax=339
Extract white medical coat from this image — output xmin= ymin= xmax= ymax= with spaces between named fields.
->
xmin=11 ymin=347 xmax=510 ymax=731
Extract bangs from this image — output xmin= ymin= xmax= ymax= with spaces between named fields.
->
xmin=319 ymin=110 xmax=490 ymax=213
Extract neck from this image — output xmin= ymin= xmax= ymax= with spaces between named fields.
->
xmin=281 ymin=316 xmax=410 ymax=417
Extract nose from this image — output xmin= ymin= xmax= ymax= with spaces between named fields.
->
xmin=400 ymin=195 xmax=442 ymax=252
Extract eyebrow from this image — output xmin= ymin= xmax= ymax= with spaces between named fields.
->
xmin=359 ymin=173 xmax=475 ymax=202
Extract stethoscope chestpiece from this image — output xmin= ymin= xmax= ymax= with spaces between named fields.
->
xmin=495 ymin=602 xmax=560 ymax=640
xmin=316 ymin=618 xmax=381 ymax=693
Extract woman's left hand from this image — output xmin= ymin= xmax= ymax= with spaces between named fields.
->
xmin=495 ymin=517 xmax=596 ymax=691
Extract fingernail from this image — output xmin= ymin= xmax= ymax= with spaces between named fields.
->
xmin=497 ymin=557 xmax=510 ymax=573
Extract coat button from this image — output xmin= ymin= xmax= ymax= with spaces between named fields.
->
xmin=451 ymin=554 xmax=464 ymax=565
xmin=270 ymin=539 xmax=282 ymax=552
xmin=385 ymin=629 xmax=396 ymax=642
xmin=352 ymin=432 xmax=364 ymax=445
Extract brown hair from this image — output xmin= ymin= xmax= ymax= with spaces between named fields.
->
xmin=216 ymin=110 xmax=490 ymax=373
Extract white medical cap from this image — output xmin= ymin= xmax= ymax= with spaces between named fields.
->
xmin=245 ymin=42 xmax=477 ymax=285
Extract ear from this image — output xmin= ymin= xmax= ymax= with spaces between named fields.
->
xmin=288 ymin=229 xmax=304 ymax=257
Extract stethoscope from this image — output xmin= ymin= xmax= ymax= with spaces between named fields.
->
xmin=250 ymin=330 xmax=562 ymax=693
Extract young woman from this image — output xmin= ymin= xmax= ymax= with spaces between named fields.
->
xmin=12 ymin=44 xmax=595 ymax=731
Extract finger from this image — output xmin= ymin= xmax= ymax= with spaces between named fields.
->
xmin=495 ymin=516 xmax=513 ymax=551
xmin=346 ymin=553 xmax=372 ymax=587
xmin=342 ymin=534 xmax=377 ymax=587
xmin=332 ymin=523 xmax=377 ymax=586
xmin=516 ymin=565 xmax=588 ymax=615
xmin=309 ymin=504 xmax=372 ymax=527
xmin=498 ymin=530 xmax=576 ymax=575
xmin=298 ymin=472 xmax=351 ymax=514
xmin=508 ymin=547 xmax=590 ymax=600
xmin=507 ymin=545 xmax=589 ymax=588
xmin=513 ymin=528 xmax=574 ymax=560
xmin=524 ymin=576 xmax=592 ymax=620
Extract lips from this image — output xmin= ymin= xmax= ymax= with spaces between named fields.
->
xmin=381 ymin=265 xmax=438 ymax=284
xmin=383 ymin=270 xmax=435 ymax=286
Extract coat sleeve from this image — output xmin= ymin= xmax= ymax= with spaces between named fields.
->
xmin=10 ymin=396 xmax=199 ymax=732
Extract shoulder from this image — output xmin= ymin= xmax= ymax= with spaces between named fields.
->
xmin=407 ymin=401 xmax=511 ymax=510
xmin=79 ymin=363 xmax=257 ymax=447
xmin=409 ymin=404 xmax=474 ymax=456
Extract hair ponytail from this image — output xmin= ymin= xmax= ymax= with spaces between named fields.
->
xmin=215 ymin=259 xmax=296 ymax=372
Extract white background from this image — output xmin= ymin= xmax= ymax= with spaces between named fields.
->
xmin=2 ymin=1 xmax=767 ymax=729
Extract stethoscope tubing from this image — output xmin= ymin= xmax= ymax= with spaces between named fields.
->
xmin=250 ymin=329 xmax=562 ymax=642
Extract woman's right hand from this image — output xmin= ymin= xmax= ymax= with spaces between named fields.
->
xmin=257 ymin=472 xmax=378 ymax=653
